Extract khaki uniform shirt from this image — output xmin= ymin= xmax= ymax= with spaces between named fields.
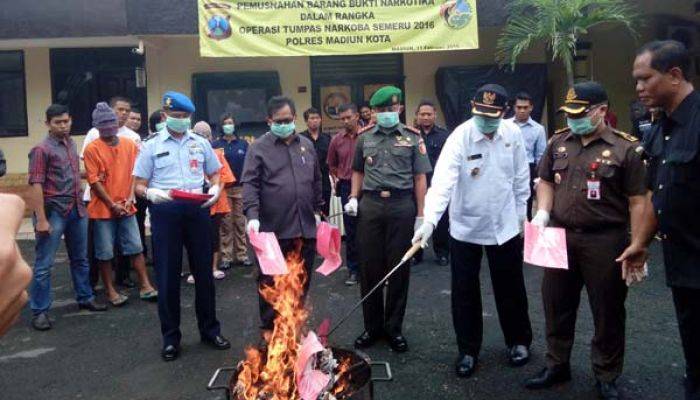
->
xmin=538 ymin=127 xmax=647 ymax=230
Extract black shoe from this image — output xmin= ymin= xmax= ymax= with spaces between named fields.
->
xmin=202 ymin=335 xmax=231 ymax=350
xmin=161 ymin=345 xmax=179 ymax=361
xmin=388 ymin=334 xmax=408 ymax=353
xmin=508 ymin=345 xmax=530 ymax=367
xmin=219 ymin=261 xmax=232 ymax=271
xmin=455 ymin=354 xmax=478 ymax=378
xmin=78 ymin=299 xmax=108 ymax=312
xmin=354 ymin=331 xmax=381 ymax=349
xmin=437 ymin=255 xmax=449 ymax=266
xmin=116 ymin=277 xmax=137 ymax=289
xmin=344 ymin=272 xmax=358 ymax=286
xmin=596 ymin=380 xmax=620 ymax=399
xmin=31 ymin=313 xmax=51 ymax=331
xmin=525 ymin=366 xmax=572 ymax=389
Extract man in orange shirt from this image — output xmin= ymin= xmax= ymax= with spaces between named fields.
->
xmin=83 ymin=103 xmax=157 ymax=306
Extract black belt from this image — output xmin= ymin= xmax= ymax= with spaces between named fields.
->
xmin=363 ymin=189 xmax=413 ymax=199
xmin=555 ymin=224 xmax=627 ymax=234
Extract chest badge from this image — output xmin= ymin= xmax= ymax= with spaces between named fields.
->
xmin=301 ymin=146 xmax=306 ymax=153
xmin=602 ymin=149 xmax=611 ymax=158
xmin=554 ymin=172 xmax=562 ymax=185
xmin=471 ymin=167 xmax=480 ymax=177
xmin=557 ymin=146 xmax=567 ymax=153
xmin=366 ymin=156 xmax=374 ymax=166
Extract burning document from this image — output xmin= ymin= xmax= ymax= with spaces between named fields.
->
xmin=249 ymin=230 xmax=288 ymax=275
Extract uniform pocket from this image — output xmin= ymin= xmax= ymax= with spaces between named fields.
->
xmin=552 ymin=158 xmax=569 ymax=171
xmin=154 ymin=156 xmax=176 ymax=169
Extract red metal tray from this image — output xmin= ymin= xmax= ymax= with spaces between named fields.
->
xmin=170 ymin=189 xmax=213 ymax=203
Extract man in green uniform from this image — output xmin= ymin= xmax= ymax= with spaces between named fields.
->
xmin=344 ymin=86 xmax=432 ymax=352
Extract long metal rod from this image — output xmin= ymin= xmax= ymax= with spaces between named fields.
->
xmin=326 ymin=242 xmax=422 ymax=338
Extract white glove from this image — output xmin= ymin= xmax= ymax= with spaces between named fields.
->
xmin=201 ymin=184 xmax=221 ymax=208
xmin=412 ymin=222 xmax=435 ymax=249
xmin=531 ymin=210 xmax=550 ymax=228
xmin=247 ymin=219 xmax=260 ymax=234
xmin=344 ymin=197 xmax=358 ymax=216
xmin=315 ymin=213 xmax=322 ymax=226
xmin=146 ymin=188 xmax=173 ymax=204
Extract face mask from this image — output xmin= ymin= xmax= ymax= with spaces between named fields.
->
xmin=473 ymin=115 xmax=501 ymax=134
xmin=155 ymin=122 xmax=166 ymax=132
xmin=166 ymin=116 xmax=191 ymax=133
xmin=567 ymin=115 xmax=600 ymax=136
xmin=376 ymin=112 xmax=400 ymax=128
xmin=270 ymin=122 xmax=295 ymax=138
xmin=222 ymin=124 xmax=235 ymax=135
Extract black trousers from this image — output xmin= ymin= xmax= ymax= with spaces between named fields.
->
xmin=543 ymin=229 xmax=628 ymax=382
xmin=135 ymin=196 xmax=149 ymax=257
xmin=527 ymin=163 xmax=536 ymax=220
xmin=672 ymin=286 xmax=700 ymax=399
xmin=357 ymin=193 xmax=415 ymax=336
xmin=337 ymin=180 xmax=359 ymax=273
xmin=258 ymin=238 xmax=316 ymax=330
xmin=150 ymin=201 xmax=221 ymax=347
xmin=433 ymin=211 xmax=450 ymax=258
xmin=450 ymin=235 xmax=532 ymax=356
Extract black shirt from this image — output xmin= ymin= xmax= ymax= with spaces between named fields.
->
xmin=241 ymin=133 xmax=323 ymax=240
xmin=300 ymin=130 xmax=332 ymax=194
xmin=644 ymin=90 xmax=700 ymax=289
xmin=420 ymin=125 xmax=450 ymax=185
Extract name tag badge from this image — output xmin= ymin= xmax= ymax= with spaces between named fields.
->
xmin=189 ymin=158 xmax=199 ymax=173
xmin=156 ymin=151 xmax=170 ymax=158
xmin=467 ymin=154 xmax=483 ymax=161
xmin=587 ymin=180 xmax=601 ymax=200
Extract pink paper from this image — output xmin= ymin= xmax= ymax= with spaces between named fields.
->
xmin=523 ymin=222 xmax=569 ymax=270
xmin=295 ymin=331 xmax=325 ymax=386
xmin=315 ymin=222 xmax=342 ymax=276
xmin=317 ymin=318 xmax=331 ymax=347
xmin=299 ymin=370 xmax=331 ymax=400
xmin=248 ymin=230 xmax=288 ymax=275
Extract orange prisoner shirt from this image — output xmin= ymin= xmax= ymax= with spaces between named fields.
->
xmin=83 ymin=137 xmax=139 ymax=219
xmin=210 ymin=148 xmax=235 ymax=215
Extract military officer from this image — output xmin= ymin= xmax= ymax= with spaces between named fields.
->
xmin=524 ymin=82 xmax=650 ymax=399
xmin=344 ymin=86 xmax=432 ymax=353
xmin=413 ymin=84 xmax=533 ymax=378
xmin=133 ymin=91 xmax=230 ymax=361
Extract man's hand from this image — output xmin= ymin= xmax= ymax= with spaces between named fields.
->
xmin=412 ymin=222 xmax=435 ymax=248
xmin=247 ymin=219 xmax=260 ymax=234
xmin=201 ymin=184 xmax=221 ymax=208
xmin=616 ymin=242 xmax=648 ymax=273
xmin=344 ymin=197 xmax=358 ymax=216
xmin=146 ymin=188 xmax=173 ymax=204
xmin=531 ymin=210 xmax=550 ymax=228
xmin=0 ymin=194 xmax=33 ymax=337
xmin=35 ymin=218 xmax=51 ymax=237
xmin=110 ymin=203 xmax=128 ymax=217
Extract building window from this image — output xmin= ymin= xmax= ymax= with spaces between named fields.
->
xmin=50 ymin=48 xmax=146 ymax=135
xmin=0 ymin=51 xmax=28 ymax=137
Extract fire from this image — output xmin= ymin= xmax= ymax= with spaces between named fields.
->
xmin=236 ymin=243 xmax=309 ymax=400
xmin=330 ymin=357 xmax=352 ymax=397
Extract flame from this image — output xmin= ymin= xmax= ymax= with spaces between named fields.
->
xmin=331 ymin=356 xmax=353 ymax=397
xmin=236 ymin=242 xmax=309 ymax=400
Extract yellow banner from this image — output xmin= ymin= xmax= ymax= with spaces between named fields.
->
xmin=199 ymin=0 xmax=479 ymax=57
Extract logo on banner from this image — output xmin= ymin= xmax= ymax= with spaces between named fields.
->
xmin=323 ymin=92 xmax=350 ymax=120
xmin=203 ymin=2 xmax=233 ymax=40
xmin=440 ymin=0 xmax=473 ymax=29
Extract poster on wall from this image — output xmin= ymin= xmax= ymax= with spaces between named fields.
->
xmin=198 ymin=0 xmax=479 ymax=57
xmin=319 ymin=85 xmax=352 ymax=133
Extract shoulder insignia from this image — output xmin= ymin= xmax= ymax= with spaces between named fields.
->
xmin=404 ymin=125 xmax=421 ymax=135
xmin=358 ymin=123 xmax=376 ymax=135
xmin=554 ymin=126 xmax=570 ymax=135
xmin=143 ymin=132 xmax=159 ymax=142
xmin=612 ymin=129 xmax=639 ymax=142
xmin=548 ymin=127 xmax=570 ymax=145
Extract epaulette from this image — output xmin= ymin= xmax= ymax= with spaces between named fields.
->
xmin=548 ymin=127 xmax=570 ymax=145
xmin=612 ymin=129 xmax=639 ymax=142
xmin=143 ymin=132 xmax=159 ymax=142
xmin=358 ymin=123 xmax=375 ymax=135
xmin=404 ymin=125 xmax=421 ymax=135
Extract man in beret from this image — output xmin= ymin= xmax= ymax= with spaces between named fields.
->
xmin=413 ymin=84 xmax=533 ymax=378
xmin=133 ymin=91 xmax=229 ymax=361
xmin=344 ymin=86 xmax=432 ymax=352
xmin=525 ymin=81 xmax=650 ymax=399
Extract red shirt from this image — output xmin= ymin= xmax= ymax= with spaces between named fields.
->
xmin=28 ymin=134 xmax=86 ymax=217
xmin=327 ymin=129 xmax=358 ymax=181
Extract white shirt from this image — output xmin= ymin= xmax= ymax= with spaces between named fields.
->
xmin=423 ymin=118 xmax=530 ymax=245
xmin=81 ymin=126 xmax=141 ymax=202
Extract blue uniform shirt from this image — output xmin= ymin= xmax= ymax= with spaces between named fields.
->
xmin=212 ymin=137 xmax=248 ymax=187
xmin=509 ymin=117 xmax=547 ymax=165
xmin=133 ymin=129 xmax=221 ymax=190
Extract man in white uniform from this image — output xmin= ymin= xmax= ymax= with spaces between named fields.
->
xmin=413 ymin=84 xmax=533 ymax=378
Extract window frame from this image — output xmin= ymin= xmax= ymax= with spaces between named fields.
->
xmin=0 ymin=50 xmax=29 ymax=138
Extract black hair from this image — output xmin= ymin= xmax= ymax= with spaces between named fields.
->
xmin=637 ymin=40 xmax=691 ymax=81
xmin=130 ymin=108 xmax=141 ymax=115
xmin=267 ymin=96 xmax=296 ymax=118
xmin=219 ymin=112 xmax=235 ymax=126
xmin=514 ymin=92 xmax=533 ymax=104
xmin=303 ymin=107 xmax=321 ymax=121
xmin=148 ymin=109 xmax=163 ymax=133
xmin=415 ymin=99 xmax=436 ymax=113
xmin=337 ymin=103 xmax=358 ymax=114
xmin=109 ymin=96 xmax=132 ymax=108
xmin=359 ymin=102 xmax=371 ymax=110
xmin=45 ymin=104 xmax=70 ymax=121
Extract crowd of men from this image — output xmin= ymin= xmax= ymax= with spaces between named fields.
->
xmin=4 ymin=38 xmax=697 ymax=399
